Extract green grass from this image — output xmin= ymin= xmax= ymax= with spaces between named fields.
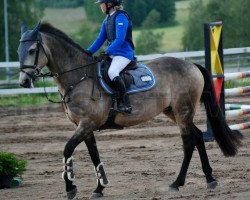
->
xmin=225 ymin=78 xmax=250 ymax=89
xmin=133 ymin=0 xmax=192 ymax=52
xmin=134 ymin=26 xmax=184 ymax=53
xmin=0 ymin=93 xmax=61 ymax=107
xmin=42 ymin=7 xmax=86 ymax=35
xmin=175 ymin=0 xmax=192 ymax=26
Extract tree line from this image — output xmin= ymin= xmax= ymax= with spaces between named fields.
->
xmin=0 ymin=0 xmax=43 ymax=61
xmin=1 ymin=0 xmax=250 ymax=61
xmin=183 ymin=0 xmax=250 ymax=50
xmin=84 ymin=0 xmax=176 ymax=27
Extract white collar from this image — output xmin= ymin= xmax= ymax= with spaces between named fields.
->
xmin=109 ymin=10 xmax=116 ymax=16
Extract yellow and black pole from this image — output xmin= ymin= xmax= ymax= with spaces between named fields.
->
xmin=204 ymin=21 xmax=225 ymax=141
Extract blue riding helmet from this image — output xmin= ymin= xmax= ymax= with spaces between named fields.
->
xmin=95 ymin=0 xmax=123 ymax=6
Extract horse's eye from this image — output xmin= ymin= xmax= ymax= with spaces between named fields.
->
xmin=29 ymin=49 xmax=36 ymax=55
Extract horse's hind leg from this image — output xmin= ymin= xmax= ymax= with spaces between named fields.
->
xmin=85 ymin=133 xmax=109 ymax=199
xmin=192 ymin=124 xmax=217 ymax=189
xmin=167 ymin=94 xmax=197 ymax=191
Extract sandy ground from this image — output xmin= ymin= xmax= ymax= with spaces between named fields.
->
xmin=0 ymin=96 xmax=249 ymax=200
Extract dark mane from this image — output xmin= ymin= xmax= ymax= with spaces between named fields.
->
xmin=40 ymin=22 xmax=87 ymax=53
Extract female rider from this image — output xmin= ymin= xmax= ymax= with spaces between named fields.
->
xmin=87 ymin=0 xmax=135 ymax=114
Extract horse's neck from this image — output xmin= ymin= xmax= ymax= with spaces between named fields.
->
xmin=43 ymin=34 xmax=94 ymax=88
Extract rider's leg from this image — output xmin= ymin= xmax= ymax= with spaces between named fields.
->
xmin=108 ymin=56 xmax=132 ymax=113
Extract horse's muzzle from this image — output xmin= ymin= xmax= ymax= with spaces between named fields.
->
xmin=20 ymin=78 xmax=32 ymax=88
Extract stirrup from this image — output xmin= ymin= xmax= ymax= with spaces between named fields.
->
xmin=117 ymin=105 xmax=132 ymax=114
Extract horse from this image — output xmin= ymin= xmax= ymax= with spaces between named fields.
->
xmin=18 ymin=22 xmax=242 ymax=200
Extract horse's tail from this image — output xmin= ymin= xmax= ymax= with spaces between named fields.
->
xmin=195 ymin=63 xmax=242 ymax=157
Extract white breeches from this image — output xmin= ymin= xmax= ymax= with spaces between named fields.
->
xmin=108 ymin=56 xmax=131 ymax=81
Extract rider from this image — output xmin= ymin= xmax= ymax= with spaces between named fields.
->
xmin=87 ymin=0 xmax=135 ymax=114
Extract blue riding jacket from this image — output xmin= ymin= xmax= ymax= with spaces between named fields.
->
xmin=87 ymin=10 xmax=135 ymax=61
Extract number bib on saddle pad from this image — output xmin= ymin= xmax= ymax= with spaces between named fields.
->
xmin=97 ymin=61 xmax=156 ymax=94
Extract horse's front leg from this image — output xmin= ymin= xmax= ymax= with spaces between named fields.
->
xmin=85 ymin=133 xmax=109 ymax=199
xmin=62 ymin=123 xmax=92 ymax=200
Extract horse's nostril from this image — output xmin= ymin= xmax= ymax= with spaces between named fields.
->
xmin=20 ymin=78 xmax=31 ymax=88
xmin=24 ymin=79 xmax=29 ymax=85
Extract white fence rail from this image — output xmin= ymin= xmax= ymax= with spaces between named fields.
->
xmin=1 ymin=47 xmax=250 ymax=95
xmin=0 ymin=87 xmax=58 ymax=95
xmin=1 ymin=47 xmax=250 ymax=69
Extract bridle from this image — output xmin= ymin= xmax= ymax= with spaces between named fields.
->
xmin=19 ymin=36 xmax=99 ymax=103
xmin=19 ymin=37 xmax=50 ymax=81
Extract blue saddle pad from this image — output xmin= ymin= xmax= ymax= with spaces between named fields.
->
xmin=97 ymin=62 xmax=156 ymax=94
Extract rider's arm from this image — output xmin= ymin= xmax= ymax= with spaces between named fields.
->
xmin=106 ymin=14 xmax=129 ymax=55
xmin=87 ymin=21 xmax=107 ymax=54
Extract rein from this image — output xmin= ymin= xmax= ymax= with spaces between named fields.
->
xmin=37 ymin=60 xmax=98 ymax=104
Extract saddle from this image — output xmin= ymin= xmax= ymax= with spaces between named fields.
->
xmin=97 ymin=58 xmax=156 ymax=130
xmin=97 ymin=59 xmax=156 ymax=95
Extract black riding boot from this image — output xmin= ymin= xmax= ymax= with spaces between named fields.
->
xmin=112 ymin=76 xmax=132 ymax=114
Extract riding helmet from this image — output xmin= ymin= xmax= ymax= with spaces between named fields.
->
xmin=95 ymin=0 xmax=123 ymax=6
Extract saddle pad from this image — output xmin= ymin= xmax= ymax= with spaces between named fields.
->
xmin=97 ymin=62 xmax=156 ymax=94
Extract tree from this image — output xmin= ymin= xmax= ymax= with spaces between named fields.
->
xmin=72 ymin=22 xmax=100 ymax=49
xmin=84 ymin=0 xmax=176 ymax=27
xmin=182 ymin=0 xmax=206 ymax=51
xmin=36 ymin=0 xmax=84 ymax=8
xmin=135 ymin=7 xmax=164 ymax=55
xmin=141 ymin=9 xmax=160 ymax=28
xmin=182 ymin=0 xmax=250 ymax=51
xmin=84 ymin=0 xmax=104 ymax=24
xmin=148 ymin=0 xmax=175 ymax=25
xmin=135 ymin=30 xmax=163 ymax=54
xmin=0 ymin=0 xmax=44 ymax=61
xmin=124 ymin=0 xmax=176 ymax=27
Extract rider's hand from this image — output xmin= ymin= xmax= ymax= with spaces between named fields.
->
xmin=85 ymin=50 xmax=93 ymax=56
xmin=96 ymin=52 xmax=109 ymax=61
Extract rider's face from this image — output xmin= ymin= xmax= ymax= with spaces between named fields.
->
xmin=100 ymin=3 xmax=107 ymax=13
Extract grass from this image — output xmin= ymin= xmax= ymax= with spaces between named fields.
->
xmin=225 ymin=78 xmax=250 ymax=89
xmin=42 ymin=7 xmax=86 ymax=35
xmin=133 ymin=0 xmax=192 ymax=52
xmin=0 ymin=93 xmax=60 ymax=107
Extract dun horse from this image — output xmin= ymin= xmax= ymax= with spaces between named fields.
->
xmin=18 ymin=22 xmax=242 ymax=199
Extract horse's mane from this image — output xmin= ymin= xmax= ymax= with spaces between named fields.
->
xmin=40 ymin=22 xmax=87 ymax=53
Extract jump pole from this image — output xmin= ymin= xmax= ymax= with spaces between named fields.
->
xmin=203 ymin=21 xmax=224 ymax=141
xmin=225 ymin=104 xmax=250 ymax=110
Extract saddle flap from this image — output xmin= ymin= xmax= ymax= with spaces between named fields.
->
xmin=97 ymin=61 xmax=156 ymax=95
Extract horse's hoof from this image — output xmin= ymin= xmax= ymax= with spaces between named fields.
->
xmin=169 ymin=186 xmax=179 ymax=192
xmin=207 ymin=180 xmax=218 ymax=189
xmin=67 ymin=187 xmax=78 ymax=200
xmin=89 ymin=192 xmax=103 ymax=199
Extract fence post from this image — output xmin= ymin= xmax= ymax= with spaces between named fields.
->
xmin=203 ymin=21 xmax=225 ymax=142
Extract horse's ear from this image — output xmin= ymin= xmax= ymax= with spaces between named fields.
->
xmin=21 ymin=21 xmax=28 ymax=35
xmin=33 ymin=21 xmax=41 ymax=34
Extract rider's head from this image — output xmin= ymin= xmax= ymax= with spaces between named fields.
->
xmin=96 ymin=0 xmax=123 ymax=14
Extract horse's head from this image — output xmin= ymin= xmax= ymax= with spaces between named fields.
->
xmin=18 ymin=22 xmax=49 ymax=88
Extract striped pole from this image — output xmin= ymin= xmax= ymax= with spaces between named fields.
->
xmin=225 ymin=86 xmax=250 ymax=97
xmin=225 ymin=109 xmax=250 ymax=118
xmin=225 ymin=104 xmax=250 ymax=110
xmin=229 ymin=122 xmax=250 ymax=130
xmin=225 ymin=71 xmax=250 ymax=81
